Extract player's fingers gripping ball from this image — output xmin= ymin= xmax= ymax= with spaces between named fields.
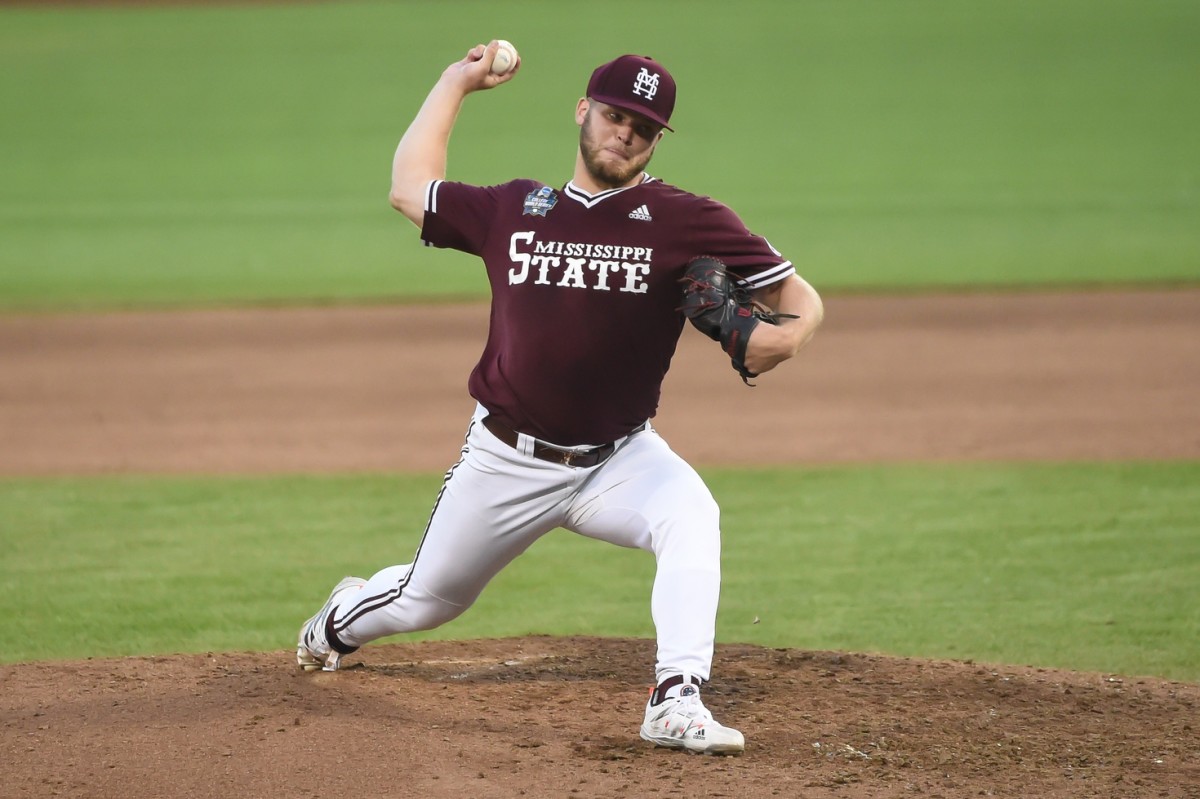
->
xmin=679 ymin=256 xmax=796 ymax=385
xmin=490 ymin=40 xmax=519 ymax=75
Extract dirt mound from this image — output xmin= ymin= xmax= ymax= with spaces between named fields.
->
xmin=3 ymin=637 xmax=1197 ymax=798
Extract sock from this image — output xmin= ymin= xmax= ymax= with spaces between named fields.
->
xmin=324 ymin=610 xmax=358 ymax=655
xmin=650 ymin=673 xmax=704 ymax=706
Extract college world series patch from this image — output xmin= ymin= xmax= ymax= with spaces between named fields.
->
xmin=523 ymin=186 xmax=558 ymax=217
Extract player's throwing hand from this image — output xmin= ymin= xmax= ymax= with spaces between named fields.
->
xmin=444 ymin=40 xmax=521 ymax=93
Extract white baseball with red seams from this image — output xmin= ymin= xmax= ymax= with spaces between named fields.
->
xmin=491 ymin=40 xmax=518 ymax=75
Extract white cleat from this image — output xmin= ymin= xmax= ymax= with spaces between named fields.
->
xmin=296 ymin=576 xmax=367 ymax=672
xmin=640 ymin=682 xmax=745 ymax=755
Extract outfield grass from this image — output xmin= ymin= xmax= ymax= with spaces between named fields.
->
xmin=2 ymin=463 xmax=1196 ymax=681
xmin=2 ymin=0 xmax=1198 ymax=311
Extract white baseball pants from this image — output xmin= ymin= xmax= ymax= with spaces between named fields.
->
xmin=331 ymin=403 xmax=723 ymax=683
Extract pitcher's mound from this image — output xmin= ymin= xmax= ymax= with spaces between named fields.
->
xmin=4 ymin=636 xmax=1197 ymax=798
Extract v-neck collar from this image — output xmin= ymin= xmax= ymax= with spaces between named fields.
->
xmin=563 ymin=174 xmax=657 ymax=208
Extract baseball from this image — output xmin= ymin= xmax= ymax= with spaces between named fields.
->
xmin=491 ymin=40 xmax=518 ymax=75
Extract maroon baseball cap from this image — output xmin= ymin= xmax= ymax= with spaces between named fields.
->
xmin=586 ymin=54 xmax=677 ymax=131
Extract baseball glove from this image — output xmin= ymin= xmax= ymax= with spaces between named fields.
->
xmin=678 ymin=256 xmax=797 ymax=385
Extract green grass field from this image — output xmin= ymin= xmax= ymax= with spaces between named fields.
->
xmin=1 ymin=0 xmax=1197 ymax=310
xmin=2 ymin=464 xmax=1197 ymax=680
xmin=1 ymin=2 xmax=1197 ymax=684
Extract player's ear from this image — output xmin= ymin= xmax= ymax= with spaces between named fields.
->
xmin=575 ymin=98 xmax=590 ymax=126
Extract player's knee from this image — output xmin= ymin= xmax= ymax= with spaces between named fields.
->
xmin=667 ymin=482 xmax=720 ymax=535
xmin=405 ymin=596 xmax=467 ymax=632
xmin=650 ymin=494 xmax=720 ymax=564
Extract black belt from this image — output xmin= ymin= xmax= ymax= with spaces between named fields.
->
xmin=482 ymin=415 xmax=642 ymax=468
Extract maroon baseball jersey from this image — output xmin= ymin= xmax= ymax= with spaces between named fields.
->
xmin=420 ymin=175 xmax=794 ymax=445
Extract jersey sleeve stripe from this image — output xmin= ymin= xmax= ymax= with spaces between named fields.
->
xmin=424 ymin=179 xmax=443 ymax=214
xmin=736 ymin=261 xmax=795 ymax=290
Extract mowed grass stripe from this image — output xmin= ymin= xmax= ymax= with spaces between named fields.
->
xmin=2 ymin=463 xmax=1196 ymax=680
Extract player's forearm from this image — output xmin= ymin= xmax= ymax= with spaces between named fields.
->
xmin=390 ymin=43 xmax=518 ymax=228
xmin=389 ymin=79 xmax=469 ymax=227
xmin=776 ymin=274 xmax=824 ymax=352
xmin=745 ymin=275 xmax=824 ymax=373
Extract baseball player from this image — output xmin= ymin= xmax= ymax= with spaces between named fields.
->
xmin=298 ymin=42 xmax=824 ymax=755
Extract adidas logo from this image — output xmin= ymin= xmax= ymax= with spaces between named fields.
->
xmin=628 ymin=204 xmax=653 ymax=221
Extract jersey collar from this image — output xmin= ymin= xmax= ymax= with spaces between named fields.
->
xmin=564 ymin=174 xmax=657 ymax=208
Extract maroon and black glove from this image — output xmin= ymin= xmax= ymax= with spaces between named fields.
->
xmin=678 ymin=256 xmax=796 ymax=385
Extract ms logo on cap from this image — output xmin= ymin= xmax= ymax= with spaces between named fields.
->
xmin=632 ymin=68 xmax=660 ymax=101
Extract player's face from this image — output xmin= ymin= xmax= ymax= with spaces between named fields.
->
xmin=577 ymin=100 xmax=664 ymax=189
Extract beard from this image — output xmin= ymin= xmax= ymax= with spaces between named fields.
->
xmin=579 ymin=112 xmax=656 ymax=189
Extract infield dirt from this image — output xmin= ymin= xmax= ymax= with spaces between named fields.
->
xmin=2 ymin=290 xmax=1199 ymax=798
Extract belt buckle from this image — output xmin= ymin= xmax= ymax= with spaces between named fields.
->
xmin=559 ymin=449 xmax=578 ymax=466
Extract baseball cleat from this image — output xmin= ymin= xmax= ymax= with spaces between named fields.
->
xmin=640 ymin=682 xmax=745 ymax=755
xmin=296 ymin=576 xmax=366 ymax=672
